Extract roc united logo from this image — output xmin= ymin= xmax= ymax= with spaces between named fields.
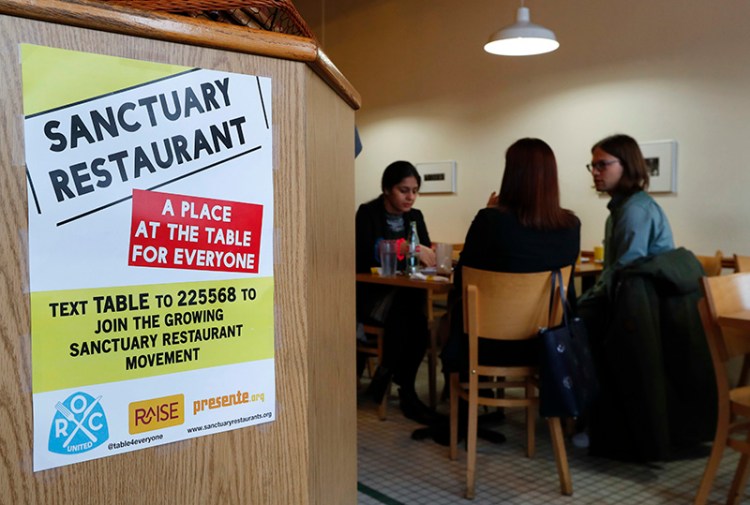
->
xmin=48 ymin=392 xmax=109 ymax=455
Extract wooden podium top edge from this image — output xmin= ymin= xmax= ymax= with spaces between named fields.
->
xmin=0 ymin=0 xmax=361 ymax=109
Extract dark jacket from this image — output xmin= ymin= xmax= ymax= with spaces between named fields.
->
xmin=442 ymin=208 xmax=581 ymax=373
xmin=355 ymin=195 xmax=431 ymax=274
xmin=355 ymin=195 xmax=431 ymax=320
xmin=580 ymin=247 xmax=717 ymax=462
xmin=452 ymin=207 xmax=580 ymax=284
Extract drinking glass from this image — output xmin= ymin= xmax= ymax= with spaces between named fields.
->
xmin=594 ymin=245 xmax=604 ymax=263
xmin=379 ymin=240 xmax=398 ymax=277
xmin=435 ymin=243 xmax=453 ymax=275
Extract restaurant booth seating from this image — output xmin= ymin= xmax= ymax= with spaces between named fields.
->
xmin=579 ymin=248 xmax=717 ymax=462
xmin=695 ymin=272 xmax=750 ymax=505
xmin=449 ymin=266 xmax=573 ymax=499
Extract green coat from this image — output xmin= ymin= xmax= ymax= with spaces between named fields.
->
xmin=579 ymin=247 xmax=717 ymax=462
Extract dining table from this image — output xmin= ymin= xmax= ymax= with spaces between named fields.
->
xmin=575 ymin=261 xmax=604 ymax=276
xmin=575 ymin=260 xmax=604 ymax=291
xmin=355 ymin=262 xmax=604 ymax=409
xmin=356 ymin=262 xmax=602 ymax=324
xmin=356 ymin=271 xmax=451 ymax=409
xmin=356 ymin=262 xmax=603 ymax=290
xmin=355 ymin=272 xmax=452 ymax=293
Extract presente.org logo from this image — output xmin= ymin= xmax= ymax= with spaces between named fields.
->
xmin=48 ymin=392 xmax=109 ymax=455
xmin=129 ymin=394 xmax=184 ymax=434
xmin=193 ymin=390 xmax=256 ymax=415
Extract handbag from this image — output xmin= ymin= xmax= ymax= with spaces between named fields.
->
xmin=538 ymin=269 xmax=599 ymax=418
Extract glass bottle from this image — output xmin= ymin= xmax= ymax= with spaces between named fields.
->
xmin=407 ymin=221 xmax=419 ymax=274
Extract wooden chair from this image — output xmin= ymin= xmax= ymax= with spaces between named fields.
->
xmin=357 ymin=324 xmax=390 ymax=420
xmin=734 ymin=255 xmax=750 ymax=273
xmin=695 ymin=273 xmax=750 ymax=505
xmin=422 ymin=241 xmax=458 ymax=409
xmin=427 ymin=243 xmax=459 ymax=409
xmin=733 ymin=256 xmax=750 ymax=387
xmin=449 ymin=266 xmax=573 ymax=499
xmin=697 ymin=250 xmax=724 ymax=277
xmin=427 ymin=295 xmax=445 ymax=409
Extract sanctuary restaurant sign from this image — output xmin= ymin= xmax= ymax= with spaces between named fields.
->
xmin=22 ymin=44 xmax=275 ymax=471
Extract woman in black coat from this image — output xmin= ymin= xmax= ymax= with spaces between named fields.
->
xmin=435 ymin=138 xmax=580 ymax=444
xmin=356 ymin=161 xmax=437 ymax=425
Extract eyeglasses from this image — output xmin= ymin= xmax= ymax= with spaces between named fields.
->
xmin=586 ymin=159 xmax=619 ymax=173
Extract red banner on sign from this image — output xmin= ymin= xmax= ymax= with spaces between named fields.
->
xmin=128 ymin=189 xmax=263 ymax=274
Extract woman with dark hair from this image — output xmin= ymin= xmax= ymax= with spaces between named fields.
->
xmin=429 ymin=138 xmax=580 ymax=445
xmin=356 ymin=160 xmax=437 ymax=425
xmin=356 ymin=161 xmax=436 ymax=273
xmin=584 ymin=133 xmax=674 ymax=292
xmin=445 ymin=138 xmax=580 ymax=370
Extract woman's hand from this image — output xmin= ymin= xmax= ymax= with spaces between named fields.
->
xmin=419 ymin=245 xmax=437 ymax=267
xmin=398 ymin=239 xmax=409 ymax=258
xmin=486 ymin=191 xmax=499 ymax=207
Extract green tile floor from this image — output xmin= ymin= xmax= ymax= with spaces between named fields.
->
xmin=356 ymin=366 xmax=745 ymax=504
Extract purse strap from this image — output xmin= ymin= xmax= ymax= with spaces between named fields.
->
xmin=547 ymin=269 xmax=572 ymax=328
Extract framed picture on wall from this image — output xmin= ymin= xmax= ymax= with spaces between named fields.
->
xmin=640 ymin=140 xmax=677 ymax=194
xmin=415 ymin=161 xmax=457 ymax=194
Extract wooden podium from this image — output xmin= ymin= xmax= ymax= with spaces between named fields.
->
xmin=0 ymin=1 xmax=359 ymax=503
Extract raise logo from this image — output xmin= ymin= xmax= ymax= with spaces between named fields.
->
xmin=129 ymin=394 xmax=184 ymax=434
xmin=48 ymin=392 xmax=109 ymax=455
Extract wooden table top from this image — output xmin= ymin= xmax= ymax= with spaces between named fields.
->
xmin=575 ymin=261 xmax=604 ymax=276
xmin=355 ymin=273 xmax=452 ymax=293
xmin=356 ymin=262 xmax=603 ymax=291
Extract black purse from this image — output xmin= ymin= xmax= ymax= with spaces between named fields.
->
xmin=538 ymin=269 xmax=599 ymax=418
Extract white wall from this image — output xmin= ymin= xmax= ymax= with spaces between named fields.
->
xmin=299 ymin=0 xmax=750 ymax=254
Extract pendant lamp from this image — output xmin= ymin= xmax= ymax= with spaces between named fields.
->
xmin=484 ymin=1 xmax=559 ymax=56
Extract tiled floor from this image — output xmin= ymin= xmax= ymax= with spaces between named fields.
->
xmin=356 ymin=369 xmax=748 ymax=504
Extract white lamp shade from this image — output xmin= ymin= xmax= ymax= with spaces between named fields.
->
xmin=484 ymin=6 xmax=559 ymax=56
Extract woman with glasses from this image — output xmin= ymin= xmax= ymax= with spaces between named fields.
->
xmin=577 ymin=135 xmax=714 ymax=462
xmin=583 ymin=133 xmax=674 ymax=296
